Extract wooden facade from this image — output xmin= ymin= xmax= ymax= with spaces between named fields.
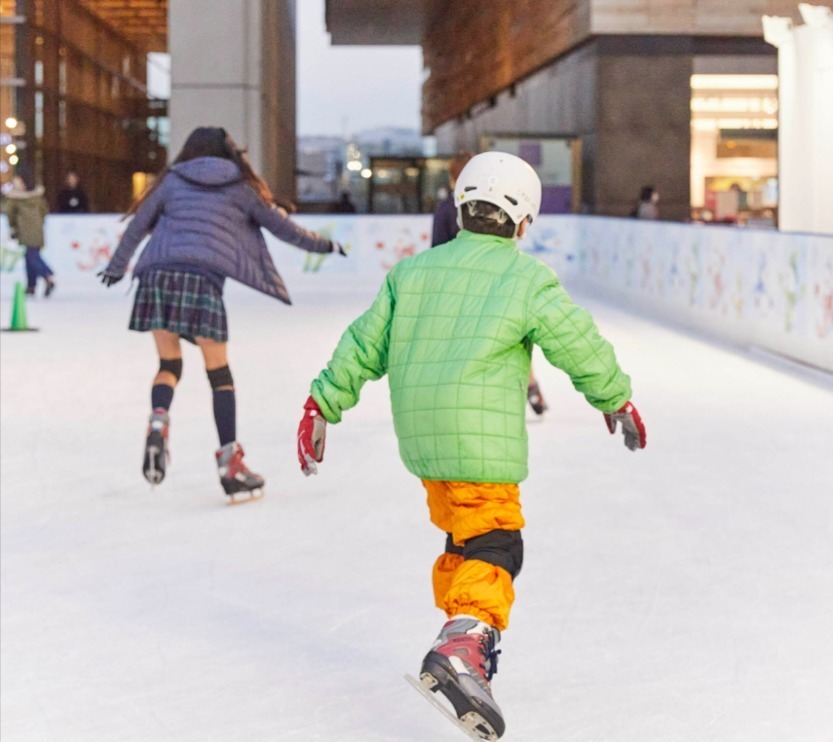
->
xmin=421 ymin=0 xmax=828 ymax=132
xmin=1 ymin=0 xmax=165 ymax=211
xmin=76 ymin=0 xmax=167 ymax=52
xmin=422 ymin=0 xmax=592 ymax=133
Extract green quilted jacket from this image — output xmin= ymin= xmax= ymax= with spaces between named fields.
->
xmin=310 ymin=230 xmax=632 ymax=483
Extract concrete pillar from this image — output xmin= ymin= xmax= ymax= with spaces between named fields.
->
xmin=764 ymin=5 xmax=833 ymax=234
xmin=595 ymin=41 xmax=693 ymax=221
xmin=167 ymin=0 xmax=296 ymax=198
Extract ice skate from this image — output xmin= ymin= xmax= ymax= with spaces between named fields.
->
xmin=417 ymin=615 xmax=505 ymax=740
xmin=216 ymin=441 xmax=264 ymax=504
xmin=143 ymin=408 xmax=169 ymax=485
xmin=527 ymin=380 xmax=547 ymax=416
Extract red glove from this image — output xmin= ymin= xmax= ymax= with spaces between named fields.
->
xmin=604 ymin=402 xmax=646 ymax=451
xmin=297 ymin=396 xmax=327 ymax=476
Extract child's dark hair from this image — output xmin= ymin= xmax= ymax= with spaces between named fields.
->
xmin=125 ymin=126 xmax=281 ymax=216
xmin=460 ymin=200 xmax=517 ymax=239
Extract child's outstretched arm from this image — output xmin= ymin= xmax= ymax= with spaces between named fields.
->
xmin=297 ymin=274 xmax=396 ymax=474
xmin=526 ymin=275 xmax=646 ymax=450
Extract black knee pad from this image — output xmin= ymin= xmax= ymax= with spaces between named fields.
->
xmin=463 ymin=529 xmax=524 ymax=579
xmin=159 ymin=358 xmax=183 ymax=381
xmin=207 ymin=365 xmax=234 ymax=389
xmin=444 ymin=532 xmax=464 ymax=556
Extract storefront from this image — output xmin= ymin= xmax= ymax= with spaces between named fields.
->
xmin=690 ymin=73 xmax=779 ymax=226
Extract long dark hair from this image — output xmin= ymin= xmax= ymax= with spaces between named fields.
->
xmin=126 ymin=127 xmax=285 ymax=216
xmin=639 ymin=185 xmax=656 ymax=203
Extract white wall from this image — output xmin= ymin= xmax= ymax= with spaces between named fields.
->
xmin=2 ymin=215 xmax=831 ymax=371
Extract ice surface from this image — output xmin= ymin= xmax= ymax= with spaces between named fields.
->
xmin=2 ymin=276 xmax=832 ymax=741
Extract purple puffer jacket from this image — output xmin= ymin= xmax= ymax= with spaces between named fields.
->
xmin=106 ymin=157 xmax=333 ymax=304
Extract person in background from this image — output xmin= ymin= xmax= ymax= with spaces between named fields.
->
xmin=431 ymin=152 xmax=474 ymax=248
xmin=333 ymin=191 xmax=357 ymax=213
xmin=99 ymin=126 xmax=343 ymax=501
xmin=5 ymin=174 xmax=55 ymax=297
xmin=729 ymin=182 xmax=748 ymax=212
xmin=634 ymin=185 xmax=660 ymax=220
xmin=56 ymin=170 xmax=90 ymax=214
xmin=297 ymin=151 xmax=646 ymax=740
xmin=432 ymin=151 xmax=549 ymax=416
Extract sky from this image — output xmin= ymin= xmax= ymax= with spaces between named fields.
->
xmin=295 ymin=0 xmax=423 ymax=137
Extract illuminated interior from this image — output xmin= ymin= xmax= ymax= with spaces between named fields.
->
xmin=690 ymin=74 xmax=779 ymax=223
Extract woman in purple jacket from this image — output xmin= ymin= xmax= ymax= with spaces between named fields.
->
xmin=101 ymin=127 xmax=342 ymax=500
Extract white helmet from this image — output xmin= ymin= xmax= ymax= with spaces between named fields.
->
xmin=454 ymin=151 xmax=542 ymax=233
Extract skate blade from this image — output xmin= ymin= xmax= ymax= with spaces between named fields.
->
xmin=404 ymin=674 xmax=498 ymax=741
xmin=143 ymin=446 xmax=165 ymax=486
xmin=225 ymin=488 xmax=265 ymax=506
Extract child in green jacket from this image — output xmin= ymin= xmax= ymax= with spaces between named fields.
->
xmin=297 ymin=152 xmax=646 ymax=739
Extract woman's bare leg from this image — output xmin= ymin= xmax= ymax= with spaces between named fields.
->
xmin=152 ymin=329 xmax=183 ymax=387
xmin=195 ymin=336 xmax=230 ymax=381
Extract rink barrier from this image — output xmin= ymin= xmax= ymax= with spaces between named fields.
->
xmin=1 ymin=214 xmax=831 ymax=371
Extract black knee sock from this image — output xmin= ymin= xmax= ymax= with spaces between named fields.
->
xmin=213 ymin=389 xmax=236 ymax=446
xmin=151 ymin=384 xmax=174 ymax=411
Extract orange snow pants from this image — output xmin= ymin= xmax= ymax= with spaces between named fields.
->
xmin=423 ymin=480 xmax=525 ymax=631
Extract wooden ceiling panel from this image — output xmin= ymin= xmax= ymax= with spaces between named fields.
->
xmin=78 ymin=0 xmax=168 ymax=52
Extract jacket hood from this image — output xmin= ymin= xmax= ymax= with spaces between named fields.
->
xmin=171 ymin=157 xmax=242 ymax=187
xmin=5 ymin=185 xmax=46 ymax=200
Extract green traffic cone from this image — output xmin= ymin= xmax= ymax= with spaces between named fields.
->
xmin=3 ymin=282 xmax=39 ymax=332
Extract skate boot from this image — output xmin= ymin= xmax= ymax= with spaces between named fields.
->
xmin=143 ymin=408 xmax=169 ymax=485
xmin=527 ymin=380 xmax=547 ymax=416
xmin=216 ymin=441 xmax=264 ymax=501
xmin=419 ymin=615 xmax=505 ymax=740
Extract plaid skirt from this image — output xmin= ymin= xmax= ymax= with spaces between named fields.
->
xmin=129 ymin=269 xmax=228 ymax=343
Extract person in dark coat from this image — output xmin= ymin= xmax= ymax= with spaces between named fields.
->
xmin=333 ymin=191 xmax=356 ymax=213
xmin=100 ymin=126 xmax=343 ymax=500
xmin=56 ymin=171 xmax=90 ymax=213
xmin=633 ymin=185 xmax=659 ymax=220
xmin=431 ymin=152 xmax=473 ymax=248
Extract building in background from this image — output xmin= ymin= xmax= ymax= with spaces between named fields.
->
xmin=325 ymin=0 xmax=833 ymax=223
xmin=297 ymin=134 xmax=344 ymax=204
xmin=167 ymin=0 xmax=297 ymax=202
xmin=0 ymin=0 xmax=167 ymax=211
xmin=2 ymin=0 xmax=298 ymax=211
xmin=296 ymin=126 xmax=429 ymax=212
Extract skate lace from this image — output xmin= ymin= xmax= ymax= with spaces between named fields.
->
xmin=226 ymin=447 xmax=249 ymax=477
xmin=478 ymin=633 xmax=501 ymax=682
